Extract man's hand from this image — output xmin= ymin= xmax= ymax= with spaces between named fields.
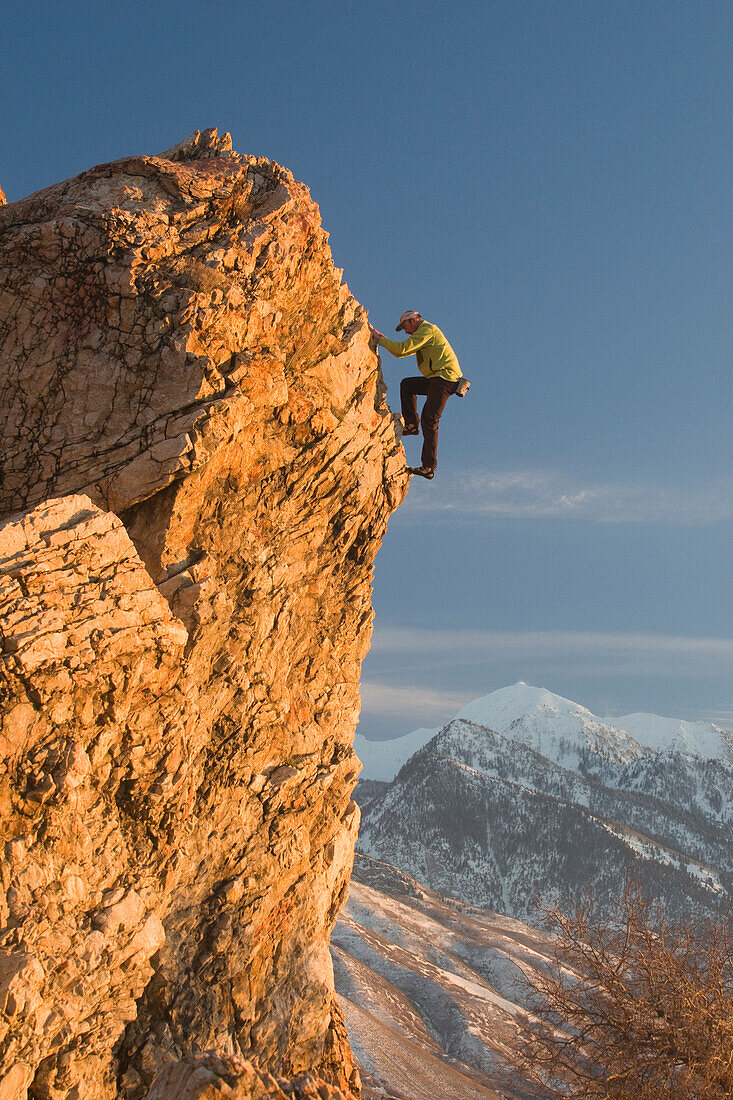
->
xmin=369 ymin=325 xmax=384 ymax=342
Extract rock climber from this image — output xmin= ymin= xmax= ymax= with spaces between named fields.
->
xmin=369 ymin=311 xmax=465 ymax=480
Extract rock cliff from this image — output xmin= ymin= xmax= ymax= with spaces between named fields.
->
xmin=0 ymin=129 xmax=408 ymax=1100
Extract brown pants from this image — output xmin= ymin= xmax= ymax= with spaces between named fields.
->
xmin=400 ymin=376 xmax=458 ymax=470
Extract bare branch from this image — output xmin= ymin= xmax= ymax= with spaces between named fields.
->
xmin=513 ymin=880 xmax=733 ymax=1099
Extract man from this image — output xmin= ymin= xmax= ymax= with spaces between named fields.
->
xmin=370 ymin=311 xmax=462 ymax=479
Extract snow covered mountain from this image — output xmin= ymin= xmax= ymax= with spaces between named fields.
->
xmin=457 ymin=683 xmax=644 ymax=771
xmin=356 ymin=684 xmax=733 ymax=924
xmin=356 ymin=682 xmax=733 ymax=781
xmin=613 ymin=710 xmax=733 ymax=758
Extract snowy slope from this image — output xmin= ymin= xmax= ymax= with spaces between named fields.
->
xmin=355 ymin=727 xmax=439 ymax=781
xmin=333 ymin=854 xmax=552 ymax=1099
xmin=458 ymin=682 xmax=595 ymax=731
xmin=613 ymin=711 xmax=733 ymax=759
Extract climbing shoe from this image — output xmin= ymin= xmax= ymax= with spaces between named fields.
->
xmin=408 ymin=466 xmax=435 ymax=480
xmin=401 ymin=427 xmax=419 ymax=436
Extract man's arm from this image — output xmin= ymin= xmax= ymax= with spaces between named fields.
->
xmin=375 ymin=325 xmax=433 ymax=358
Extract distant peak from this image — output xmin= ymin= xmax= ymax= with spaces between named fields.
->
xmin=460 ymin=682 xmax=593 ymax=718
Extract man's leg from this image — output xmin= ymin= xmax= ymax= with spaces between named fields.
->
xmin=420 ymin=379 xmax=455 ymax=470
xmin=400 ymin=376 xmax=429 ymax=432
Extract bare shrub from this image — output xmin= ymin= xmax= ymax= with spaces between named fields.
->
xmin=516 ymin=881 xmax=733 ymax=1098
xmin=173 ymin=255 xmax=232 ymax=293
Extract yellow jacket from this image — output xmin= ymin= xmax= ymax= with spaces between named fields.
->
xmin=378 ymin=321 xmax=462 ymax=382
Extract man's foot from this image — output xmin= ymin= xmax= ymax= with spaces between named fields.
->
xmin=399 ymin=418 xmax=419 ymax=435
xmin=408 ymin=466 xmax=435 ymax=479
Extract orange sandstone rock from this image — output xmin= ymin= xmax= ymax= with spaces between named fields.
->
xmin=0 ymin=129 xmax=407 ymax=1100
xmin=145 ymin=1051 xmax=352 ymax=1100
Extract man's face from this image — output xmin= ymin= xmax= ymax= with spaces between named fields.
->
xmin=403 ymin=316 xmax=422 ymax=335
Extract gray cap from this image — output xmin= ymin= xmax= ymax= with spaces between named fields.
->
xmin=396 ymin=310 xmax=421 ymax=332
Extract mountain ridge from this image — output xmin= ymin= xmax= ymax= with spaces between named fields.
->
xmin=356 ymin=682 xmax=733 ymax=783
xmin=357 ymin=687 xmax=733 ymax=924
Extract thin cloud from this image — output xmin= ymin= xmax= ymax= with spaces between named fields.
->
xmin=371 ymin=626 xmax=733 ymax=660
xmin=368 ymin=626 xmax=733 ymax=680
xmin=400 ymin=469 xmax=733 ymax=525
xmin=698 ymin=709 xmax=733 ymax=724
xmin=360 ymin=681 xmax=469 ymax=720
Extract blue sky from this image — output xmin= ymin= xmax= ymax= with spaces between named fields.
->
xmin=4 ymin=0 xmax=731 ymax=735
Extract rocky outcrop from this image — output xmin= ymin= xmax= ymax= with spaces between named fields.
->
xmin=0 ymin=130 xmax=408 ymax=1099
xmin=145 ymin=1052 xmax=349 ymax=1100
